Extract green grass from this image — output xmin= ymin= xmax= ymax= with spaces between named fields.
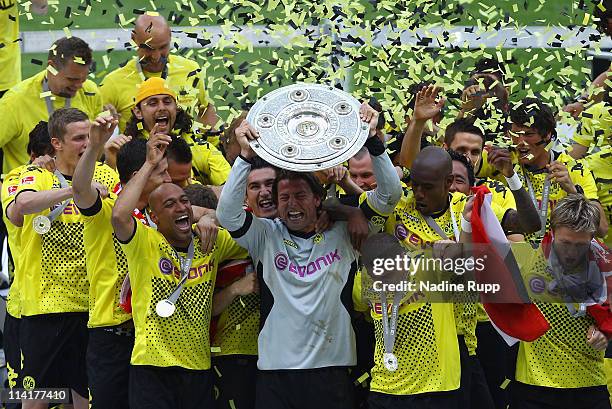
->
xmin=20 ymin=0 xmax=590 ymax=31
xmin=18 ymin=0 xmax=596 ymax=124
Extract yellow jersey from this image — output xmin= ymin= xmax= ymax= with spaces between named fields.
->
xmin=15 ymin=163 xmax=119 ymax=316
xmin=120 ymin=221 xmax=247 ymax=370
xmin=516 ymin=249 xmax=605 ymax=388
xmin=138 ymin=131 xmax=230 ymax=186
xmin=0 ymin=70 xmax=103 ymax=174
xmin=212 ymin=292 xmax=259 ymax=357
xmin=1 ymin=164 xmax=27 ymax=318
xmin=478 ymin=151 xmax=600 ymax=246
xmin=574 ymin=103 xmax=612 ymax=246
xmin=79 ymin=194 xmax=133 ymax=328
xmin=99 ymin=55 xmax=210 ymax=133
xmin=0 ymin=0 xmax=20 ymax=91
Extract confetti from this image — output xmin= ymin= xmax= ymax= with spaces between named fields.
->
xmin=354 ymin=372 xmax=370 ymax=385
xmin=500 ymin=379 xmax=511 ymax=390
xmin=46 ymin=65 xmax=58 ymax=76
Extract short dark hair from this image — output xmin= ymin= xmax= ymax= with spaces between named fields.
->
xmin=447 ymin=148 xmax=476 ymax=187
xmin=510 ymin=97 xmax=556 ymax=140
xmin=594 ymin=0 xmax=612 ymax=35
xmin=183 ymin=184 xmax=218 ymax=209
xmin=48 ymin=37 xmax=93 ymax=68
xmin=48 ymin=107 xmax=89 ymax=141
xmin=471 ymin=57 xmax=514 ymax=83
xmin=117 ymin=138 xmax=147 ymax=184
xmin=166 ymin=137 xmax=192 ymax=164
xmin=272 ymin=170 xmax=326 ymax=206
xmin=27 ymin=121 xmax=54 ymax=158
xmin=350 ymin=146 xmax=370 ymax=163
xmin=444 ymin=118 xmax=485 ymax=148
xmin=251 ymin=156 xmax=279 ymax=174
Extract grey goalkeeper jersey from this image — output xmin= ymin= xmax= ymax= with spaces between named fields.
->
xmin=217 ymin=152 xmax=401 ymax=370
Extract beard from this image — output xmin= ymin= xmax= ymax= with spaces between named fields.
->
xmin=140 ymin=55 xmax=169 ymax=71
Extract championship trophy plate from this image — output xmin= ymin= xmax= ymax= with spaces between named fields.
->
xmin=246 ymin=83 xmax=369 ymax=171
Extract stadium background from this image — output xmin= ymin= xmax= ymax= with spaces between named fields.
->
xmin=16 ymin=0 xmax=609 ymax=132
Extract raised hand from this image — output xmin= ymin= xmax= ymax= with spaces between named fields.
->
xmin=547 ymin=161 xmax=576 ymax=194
xmin=146 ymin=124 xmax=172 ymax=166
xmin=234 ymin=120 xmax=259 ymax=159
xmin=487 ymin=147 xmax=515 ymax=177
xmin=359 ymin=102 xmax=380 ymax=137
xmin=89 ymin=114 xmax=118 ymax=148
xmin=414 ymin=84 xmax=446 ymax=122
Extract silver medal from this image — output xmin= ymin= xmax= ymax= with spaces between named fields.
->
xmin=383 ymin=352 xmax=398 ymax=372
xmin=33 ymin=215 xmax=51 ymax=235
xmin=155 ymin=299 xmax=176 ymax=318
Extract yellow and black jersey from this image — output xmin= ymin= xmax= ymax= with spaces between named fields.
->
xmin=0 ymin=70 xmax=103 ymax=174
xmin=99 ymin=55 xmax=210 ymax=134
xmin=212 ymin=294 xmax=259 ymax=357
xmin=478 ymin=151 xmax=600 ymax=246
xmin=120 ymin=221 xmax=247 ymax=370
xmin=15 ymin=163 xmax=119 ymax=316
xmin=386 ymin=190 xmax=507 ymax=359
xmin=1 ymin=164 xmax=27 ymax=318
xmin=79 ymin=194 xmax=133 ymax=328
xmin=183 ymin=133 xmax=231 ymax=186
xmin=516 ymin=250 xmax=605 ymax=388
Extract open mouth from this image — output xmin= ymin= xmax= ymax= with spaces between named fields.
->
xmin=516 ymin=145 xmax=532 ymax=160
xmin=155 ymin=115 xmax=169 ymax=128
xmin=287 ymin=211 xmax=304 ymax=221
xmin=174 ymin=214 xmax=191 ymax=231
xmin=258 ymin=199 xmax=275 ymax=210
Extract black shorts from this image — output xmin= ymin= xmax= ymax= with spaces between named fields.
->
xmin=511 ymin=382 xmax=611 ymax=409
xmin=458 ymin=335 xmax=495 ymax=409
xmin=367 ymin=390 xmax=460 ymax=409
xmin=19 ymin=312 xmax=88 ymax=398
xmin=476 ymin=321 xmax=513 ymax=409
xmin=3 ymin=313 xmax=21 ymax=388
xmin=129 ymin=365 xmax=214 ymax=409
xmin=255 ymin=367 xmax=354 ymax=409
xmin=87 ymin=324 xmax=135 ymax=409
xmin=212 ymin=354 xmax=257 ymax=409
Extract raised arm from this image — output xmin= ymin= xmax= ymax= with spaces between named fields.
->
xmin=398 ymin=85 xmax=445 ymax=168
xmin=216 ymin=120 xmax=258 ymax=232
xmin=112 ymin=126 xmax=171 ymax=242
xmin=361 ymin=104 xmax=402 ymax=216
xmin=487 ymin=148 xmax=541 ymax=234
xmin=73 ymin=114 xmax=117 ymax=210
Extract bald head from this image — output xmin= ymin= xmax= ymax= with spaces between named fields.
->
xmin=133 ymin=14 xmax=170 ymax=40
xmin=132 ymin=14 xmax=171 ymax=73
xmin=410 ymin=147 xmax=454 ymax=216
xmin=148 ymin=182 xmax=194 ymax=247
xmin=149 ymin=182 xmax=184 ymax=212
xmin=412 ymin=146 xmax=452 ymax=179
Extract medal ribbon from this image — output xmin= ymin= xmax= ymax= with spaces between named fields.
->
xmin=46 ymin=170 xmax=71 ymax=223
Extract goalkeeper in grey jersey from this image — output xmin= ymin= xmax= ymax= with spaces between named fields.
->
xmin=217 ymin=103 xmax=402 ymax=409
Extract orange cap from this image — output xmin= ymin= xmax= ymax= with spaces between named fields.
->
xmin=135 ymin=77 xmax=176 ymax=106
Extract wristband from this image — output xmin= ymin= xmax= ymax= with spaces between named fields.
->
xmin=505 ymin=172 xmax=522 ymax=191
xmin=364 ymin=136 xmax=385 ymax=156
xmin=461 ymin=216 xmax=472 ymax=233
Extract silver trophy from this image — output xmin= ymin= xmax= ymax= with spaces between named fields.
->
xmin=246 ymin=83 xmax=369 ymax=171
